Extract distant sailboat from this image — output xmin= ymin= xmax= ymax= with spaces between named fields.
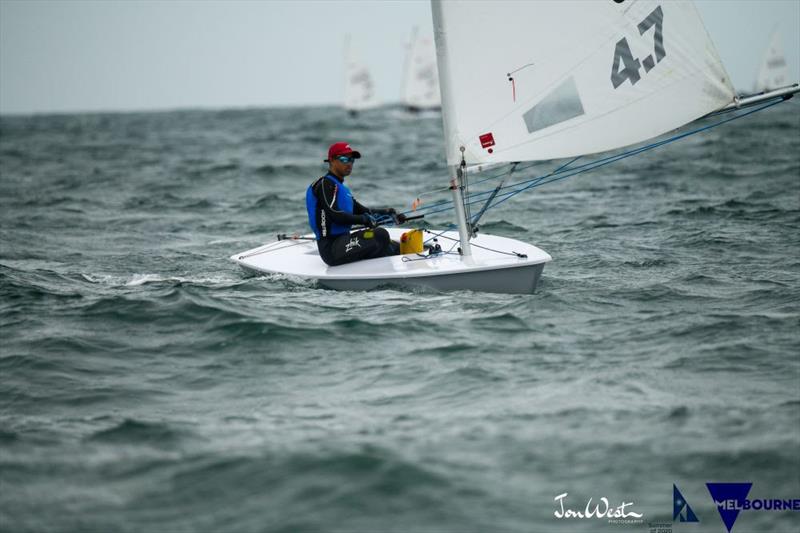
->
xmin=232 ymin=0 xmax=798 ymax=294
xmin=754 ymin=29 xmax=788 ymax=93
xmin=343 ymin=34 xmax=379 ymax=115
xmin=400 ymin=27 xmax=441 ymax=112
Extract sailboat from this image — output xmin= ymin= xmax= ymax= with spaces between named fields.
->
xmin=343 ymin=34 xmax=380 ymax=115
xmin=753 ymin=28 xmax=788 ymax=93
xmin=400 ymin=27 xmax=441 ymax=112
xmin=231 ymin=0 xmax=798 ymax=294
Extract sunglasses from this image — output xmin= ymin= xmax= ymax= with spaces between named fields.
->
xmin=335 ymin=155 xmax=356 ymax=164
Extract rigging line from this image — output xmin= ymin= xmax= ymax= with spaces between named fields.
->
xmin=462 ymin=160 xmax=529 ymax=189
xmin=477 ymin=98 xmax=783 ymax=209
xmin=411 ymin=92 xmax=791 ymax=217
xmin=421 ymin=226 xmax=457 ymax=245
xmin=246 ymin=93 xmax=777 ymax=264
xmin=471 ymin=181 xmax=504 ymax=227
xmin=412 ymin=183 xmax=453 ymax=201
xmin=401 ymin=251 xmax=460 ymax=262
xmin=412 ymin=98 xmax=783 ymax=220
xmin=551 ymin=155 xmax=583 ymax=175
xmin=483 ymin=98 xmax=785 ymax=212
xmin=408 ymin=159 xmax=543 ymax=209
xmin=237 ymin=239 xmax=310 ymax=259
xmin=412 ymin=158 xmax=580 ymax=219
xmin=416 ymin=226 xmax=462 ymax=249
xmin=406 ymin=165 xmax=524 ymax=215
xmin=405 ymin=156 xmax=578 ymax=219
xmin=421 ymin=224 xmax=524 ymax=257
xmin=468 ymin=240 xmax=528 ymax=258
xmin=461 ymin=157 xmax=474 ymax=236
xmin=419 ymin=159 xmax=615 ymax=218
xmin=462 ymin=91 xmax=790 ymax=203
xmin=445 ymin=239 xmax=460 ymax=254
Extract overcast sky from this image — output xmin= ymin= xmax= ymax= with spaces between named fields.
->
xmin=1 ymin=0 xmax=798 ymax=114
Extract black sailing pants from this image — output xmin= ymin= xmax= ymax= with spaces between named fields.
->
xmin=317 ymin=228 xmax=400 ymax=266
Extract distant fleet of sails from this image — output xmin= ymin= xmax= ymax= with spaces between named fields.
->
xmin=344 ymin=26 xmax=789 ymax=113
xmin=344 ymin=28 xmax=440 ymax=114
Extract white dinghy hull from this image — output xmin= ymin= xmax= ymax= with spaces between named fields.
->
xmin=231 ymin=228 xmax=551 ymax=294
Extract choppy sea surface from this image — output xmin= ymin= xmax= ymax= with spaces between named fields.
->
xmin=1 ymin=101 xmax=799 ymax=533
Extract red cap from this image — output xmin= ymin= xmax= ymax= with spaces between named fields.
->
xmin=325 ymin=142 xmax=362 ymax=162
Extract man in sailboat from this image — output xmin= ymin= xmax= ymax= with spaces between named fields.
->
xmin=306 ymin=142 xmax=406 ymax=266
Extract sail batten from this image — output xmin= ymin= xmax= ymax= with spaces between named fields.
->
xmin=431 ymin=0 xmax=735 ymax=166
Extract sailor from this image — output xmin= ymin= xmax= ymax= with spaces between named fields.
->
xmin=306 ymin=142 xmax=406 ymax=266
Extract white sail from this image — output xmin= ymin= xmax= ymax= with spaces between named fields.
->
xmin=401 ymin=27 xmax=441 ymax=110
xmin=343 ymin=35 xmax=380 ymax=112
xmin=754 ymin=29 xmax=788 ymax=93
xmin=432 ymin=0 xmax=735 ymax=166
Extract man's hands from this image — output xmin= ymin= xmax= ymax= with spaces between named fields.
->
xmin=379 ymin=208 xmax=407 ymax=224
xmin=360 ymin=214 xmax=379 ymax=228
xmin=361 ymin=208 xmax=408 ymax=227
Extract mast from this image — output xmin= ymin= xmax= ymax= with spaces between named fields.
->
xmin=432 ymin=0 xmax=471 ymax=257
xmin=450 ymin=155 xmax=472 ymax=257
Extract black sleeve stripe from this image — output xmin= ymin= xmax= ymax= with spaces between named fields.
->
xmin=320 ymin=179 xmax=346 ymax=213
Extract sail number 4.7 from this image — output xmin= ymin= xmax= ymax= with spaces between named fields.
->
xmin=611 ymin=5 xmax=665 ymax=88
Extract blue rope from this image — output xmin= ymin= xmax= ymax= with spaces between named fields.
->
xmin=485 ymin=98 xmax=783 ymax=211
xmin=405 ymin=158 xmax=573 ymax=219
xmin=400 ymin=97 xmax=784 ymax=222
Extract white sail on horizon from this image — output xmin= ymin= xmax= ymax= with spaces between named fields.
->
xmin=401 ymin=27 xmax=441 ymax=111
xmin=432 ymin=0 xmax=736 ymax=166
xmin=343 ymin=34 xmax=380 ymax=112
xmin=754 ymin=29 xmax=788 ymax=93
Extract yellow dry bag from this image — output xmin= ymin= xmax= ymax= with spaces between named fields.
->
xmin=399 ymin=229 xmax=424 ymax=254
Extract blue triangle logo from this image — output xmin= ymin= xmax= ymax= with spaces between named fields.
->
xmin=706 ymin=483 xmax=752 ymax=533
xmin=673 ymin=484 xmax=699 ymax=522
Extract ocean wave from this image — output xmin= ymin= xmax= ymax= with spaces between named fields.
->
xmin=16 ymin=195 xmax=106 ymax=209
xmin=88 ymin=419 xmax=188 ymax=447
xmin=207 ymin=318 xmax=330 ymax=347
xmin=475 ymin=220 xmax=528 ymax=232
xmin=0 ymin=265 xmax=87 ymax=303
xmin=665 ymin=199 xmax=789 ymax=221
xmin=621 ymin=258 xmax=671 ymax=268
xmin=0 ymin=353 xmax=68 ymax=374
xmin=123 ymin=273 xmax=243 ymax=287
xmin=467 ymin=312 xmax=531 ymax=332
xmin=0 ymin=428 xmax=20 ymax=444
xmin=247 ymin=193 xmax=293 ymax=210
xmin=76 ymin=289 xmax=244 ymax=323
xmin=253 ymin=163 xmax=311 ymax=177
xmin=125 ymin=444 xmax=453 ymax=529
xmin=1 ymin=104 xmax=798 ymax=533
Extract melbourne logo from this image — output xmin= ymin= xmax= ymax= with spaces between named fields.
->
xmin=706 ymin=482 xmax=800 ymax=532
xmin=553 ymin=492 xmax=643 ymax=524
xmin=673 ymin=484 xmax=699 ymax=522
xmin=706 ymin=483 xmax=752 ymax=532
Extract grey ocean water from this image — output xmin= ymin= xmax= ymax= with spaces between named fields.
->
xmin=1 ymin=101 xmax=799 ymax=533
